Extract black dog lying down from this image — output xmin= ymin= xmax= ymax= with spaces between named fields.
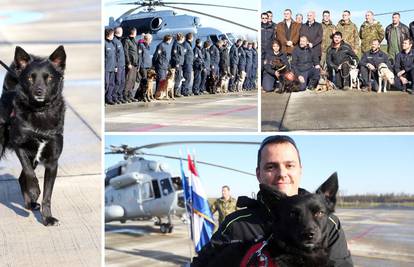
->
xmin=207 ymin=173 xmax=339 ymax=267
xmin=0 ymin=46 xmax=66 ymax=226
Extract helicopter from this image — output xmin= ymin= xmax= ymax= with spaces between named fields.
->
xmin=104 ymin=141 xmax=260 ymax=234
xmin=106 ymin=0 xmax=257 ymax=54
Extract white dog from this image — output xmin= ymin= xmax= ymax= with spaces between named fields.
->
xmin=378 ymin=63 xmax=395 ymax=93
xmin=349 ymin=60 xmax=360 ymax=90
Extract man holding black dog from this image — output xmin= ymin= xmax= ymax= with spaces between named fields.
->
xmin=191 ymin=135 xmax=353 ymax=267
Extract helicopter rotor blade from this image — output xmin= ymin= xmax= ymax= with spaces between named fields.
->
xmin=161 ymin=2 xmax=257 ymax=12
xmin=162 ymin=4 xmax=257 ymax=31
xmin=132 ymin=141 xmax=261 ymax=150
xmin=375 ymin=9 xmax=414 ymax=16
xmin=141 ymin=152 xmax=256 ymax=177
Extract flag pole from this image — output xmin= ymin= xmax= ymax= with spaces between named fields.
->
xmin=187 ymin=149 xmax=195 ymax=253
xmin=179 ymin=149 xmax=194 ymax=261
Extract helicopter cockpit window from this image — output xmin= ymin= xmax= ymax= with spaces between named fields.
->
xmin=171 ymin=177 xmax=183 ymax=191
xmin=160 ymin=178 xmax=173 ymax=196
xmin=141 ymin=182 xmax=154 ymax=200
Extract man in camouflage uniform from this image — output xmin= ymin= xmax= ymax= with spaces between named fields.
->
xmin=210 ymin=185 xmax=237 ymax=226
xmin=336 ymin=10 xmax=360 ymax=56
xmin=360 ymin=11 xmax=385 ymax=54
xmin=321 ymin=10 xmax=336 ymax=67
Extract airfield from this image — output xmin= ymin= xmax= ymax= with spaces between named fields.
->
xmin=105 ymin=91 xmax=258 ymax=132
xmin=0 ymin=1 xmax=101 ymax=266
xmin=105 ymin=208 xmax=414 ymax=267
xmin=262 ymin=90 xmax=414 ymax=132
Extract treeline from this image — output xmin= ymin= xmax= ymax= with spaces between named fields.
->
xmin=338 ymin=193 xmax=414 ymax=203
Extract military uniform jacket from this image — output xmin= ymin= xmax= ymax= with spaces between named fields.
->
xmin=193 ymin=45 xmax=204 ymax=70
xmin=229 ymin=44 xmax=239 ymax=66
xmin=113 ymin=36 xmax=125 ymax=68
xmin=105 ymin=39 xmax=116 ymax=72
xmin=321 ymin=21 xmax=336 ymax=55
xmin=252 ymin=48 xmax=258 ymax=71
xmin=170 ymin=41 xmax=185 ymax=68
xmin=359 ymin=20 xmax=385 ymax=53
xmin=210 ymin=45 xmax=220 ymax=66
xmin=394 ymin=49 xmax=414 ymax=74
xmin=359 ymin=49 xmax=390 ymax=69
xmin=210 ymin=197 xmax=237 ymax=225
xmin=123 ymin=36 xmax=140 ymax=67
xmin=326 ymin=41 xmax=358 ymax=70
xmin=202 ymin=47 xmax=211 ymax=71
xmin=238 ymin=46 xmax=247 ymax=70
xmin=153 ymin=42 xmax=170 ymax=70
xmin=183 ymin=40 xmax=194 ymax=66
xmin=140 ymin=43 xmax=152 ymax=69
xmin=336 ymin=19 xmax=360 ymax=53
xmin=192 ymin=190 xmax=353 ymax=267
xmin=385 ymin=23 xmax=411 ymax=52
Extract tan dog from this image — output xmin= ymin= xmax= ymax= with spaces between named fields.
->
xmin=316 ymin=68 xmax=335 ymax=92
xmin=165 ymin=68 xmax=176 ymax=100
xmin=146 ymin=69 xmax=157 ymax=101
xmin=378 ymin=63 xmax=395 ymax=93
xmin=217 ymin=74 xmax=230 ymax=93
xmin=235 ymin=71 xmax=246 ymax=92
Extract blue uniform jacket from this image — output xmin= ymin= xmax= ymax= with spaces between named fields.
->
xmin=113 ymin=36 xmax=125 ymax=68
xmin=183 ymin=40 xmax=194 ymax=66
xmin=105 ymin=39 xmax=116 ymax=72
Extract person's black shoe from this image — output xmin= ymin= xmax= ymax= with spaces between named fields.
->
xmin=107 ymin=101 xmax=115 ymax=105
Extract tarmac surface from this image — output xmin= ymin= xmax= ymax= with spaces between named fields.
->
xmin=105 ymin=91 xmax=258 ymax=132
xmin=0 ymin=1 xmax=101 ymax=267
xmin=261 ymin=90 xmax=414 ymax=132
xmin=105 ymin=208 xmax=414 ymax=267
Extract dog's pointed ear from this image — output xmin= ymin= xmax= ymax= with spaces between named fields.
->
xmin=259 ymin=183 xmax=286 ymax=208
xmin=316 ymin=172 xmax=339 ymax=210
xmin=14 ymin=46 xmax=32 ymax=71
xmin=49 ymin=45 xmax=66 ymax=72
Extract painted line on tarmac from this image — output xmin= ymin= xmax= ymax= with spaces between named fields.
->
xmin=278 ymin=92 xmax=292 ymax=131
xmin=131 ymin=105 xmax=256 ymax=132
xmin=349 ymin=225 xmax=378 ymax=242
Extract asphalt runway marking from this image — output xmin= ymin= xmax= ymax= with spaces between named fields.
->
xmin=349 ymin=225 xmax=379 ymax=242
xmin=278 ymin=92 xmax=292 ymax=130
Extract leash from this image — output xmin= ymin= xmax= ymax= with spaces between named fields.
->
xmin=0 ymin=59 xmax=18 ymax=79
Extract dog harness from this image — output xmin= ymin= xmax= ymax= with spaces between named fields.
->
xmin=240 ymin=237 xmax=278 ymax=267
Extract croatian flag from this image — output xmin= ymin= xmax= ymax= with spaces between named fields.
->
xmin=187 ymin=154 xmax=215 ymax=253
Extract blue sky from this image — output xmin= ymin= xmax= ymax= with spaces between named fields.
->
xmin=105 ymin=134 xmax=414 ymax=198
xmin=262 ymin=0 xmax=414 ymax=31
xmin=103 ymin=0 xmax=258 ymax=36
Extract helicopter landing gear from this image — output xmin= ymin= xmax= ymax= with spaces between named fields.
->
xmin=160 ymin=223 xmax=173 ymax=233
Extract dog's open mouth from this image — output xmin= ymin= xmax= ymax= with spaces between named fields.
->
xmin=34 ymin=96 xmax=45 ymax=102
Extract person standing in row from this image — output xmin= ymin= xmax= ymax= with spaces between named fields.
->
xmin=229 ymin=39 xmax=241 ymax=92
xmin=137 ymin=33 xmax=153 ymax=101
xmin=359 ymin=11 xmax=384 ymax=54
xmin=123 ymin=27 xmax=140 ymax=102
xmin=192 ymin=38 xmax=204 ymax=95
xmin=153 ymin=34 xmax=173 ymax=99
xmin=104 ymin=28 xmax=116 ymax=105
xmin=321 ymin=10 xmax=336 ymax=68
xmin=171 ymin=33 xmax=185 ymax=97
xmin=200 ymin=41 xmax=211 ymax=94
xmin=336 ymin=10 xmax=360 ymax=56
xmin=181 ymin=33 xmax=194 ymax=96
xmin=385 ymin=12 xmax=410 ymax=60
xmin=299 ymin=11 xmax=323 ymax=61
xmin=276 ymin=9 xmax=301 ymax=57
xmin=112 ymin=27 xmax=126 ymax=104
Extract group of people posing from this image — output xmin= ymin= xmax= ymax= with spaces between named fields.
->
xmin=105 ymin=27 xmax=258 ymax=105
xmin=261 ymin=9 xmax=414 ymax=92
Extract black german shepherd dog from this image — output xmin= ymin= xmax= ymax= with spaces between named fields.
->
xmin=207 ymin=173 xmax=338 ymax=267
xmin=0 ymin=46 xmax=66 ymax=226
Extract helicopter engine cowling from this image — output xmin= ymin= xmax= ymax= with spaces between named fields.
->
xmin=109 ymin=172 xmax=141 ymax=189
xmin=105 ymin=205 xmax=125 ymax=222
xmin=120 ymin=17 xmax=164 ymax=35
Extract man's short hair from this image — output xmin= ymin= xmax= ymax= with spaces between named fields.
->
xmin=185 ymin=32 xmax=193 ymax=40
xmin=323 ymin=10 xmax=330 ymax=15
xmin=257 ymin=135 xmax=301 ymax=167
xmin=128 ymin=27 xmax=137 ymax=35
xmin=105 ymin=28 xmax=114 ymax=38
xmin=203 ymin=40 xmax=211 ymax=48
xmin=333 ymin=31 xmax=342 ymax=38
xmin=195 ymin=38 xmax=202 ymax=45
xmin=393 ymin=12 xmax=400 ymax=17
xmin=403 ymin=38 xmax=413 ymax=45
xmin=272 ymin=39 xmax=281 ymax=48
xmin=176 ymin=32 xmax=184 ymax=41
xmin=222 ymin=185 xmax=230 ymax=191
xmin=261 ymin=12 xmax=268 ymax=18
xmin=163 ymin=34 xmax=173 ymax=42
xmin=285 ymin=9 xmax=292 ymax=14
xmin=366 ymin=10 xmax=374 ymax=16
xmin=266 ymin=10 xmax=273 ymax=15
xmin=343 ymin=10 xmax=351 ymax=15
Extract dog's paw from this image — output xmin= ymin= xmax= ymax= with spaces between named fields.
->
xmin=30 ymin=202 xmax=41 ymax=210
xmin=43 ymin=216 xmax=60 ymax=226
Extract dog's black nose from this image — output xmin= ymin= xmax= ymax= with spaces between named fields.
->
xmin=35 ymin=88 xmax=44 ymax=96
xmin=302 ymin=229 xmax=316 ymax=240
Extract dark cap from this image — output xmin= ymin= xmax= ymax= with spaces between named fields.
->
xmin=257 ymin=135 xmax=300 ymax=166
